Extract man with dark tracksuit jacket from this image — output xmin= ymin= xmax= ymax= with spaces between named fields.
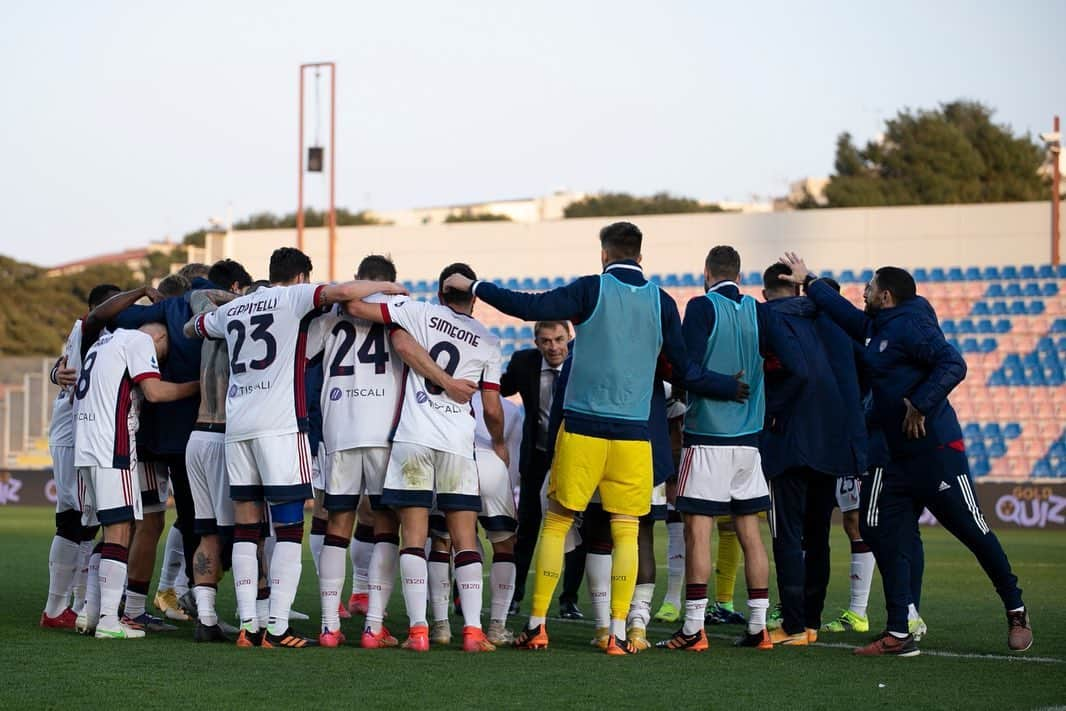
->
xmin=759 ymin=264 xmax=867 ymax=644
xmin=442 ymin=222 xmax=747 ymax=654
xmin=780 ymin=254 xmax=1032 ymax=655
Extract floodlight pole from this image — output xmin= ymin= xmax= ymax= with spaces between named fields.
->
xmin=297 ymin=62 xmax=337 ymax=280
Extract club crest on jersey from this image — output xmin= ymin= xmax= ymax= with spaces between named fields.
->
xmin=416 ymin=390 xmax=429 ymax=404
xmin=330 ymin=387 xmax=343 ymax=401
xmin=229 ymin=384 xmax=238 ymax=397
xmin=879 ymin=339 xmax=889 ymax=352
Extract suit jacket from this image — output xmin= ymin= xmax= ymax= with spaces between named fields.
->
xmin=500 ymin=348 xmax=551 ymax=478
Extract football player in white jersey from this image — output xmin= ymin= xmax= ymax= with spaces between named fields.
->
xmin=426 ymin=392 xmax=523 ymax=646
xmin=345 ymin=262 xmax=507 ymax=653
xmin=308 ymin=254 xmax=479 ymax=649
xmin=187 ymin=247 xmax=407 ymax=648
xmin=41 ymin=284 xmax=121 ymax=630
xmin=74 ymin=323 xmax=200 ymax=639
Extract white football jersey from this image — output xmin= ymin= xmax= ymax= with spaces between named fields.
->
xmin=194 ymin=283 xmax=325 ymax=442
xmin=48 ymin=319 xmax=83 ymax=447
xmin=383 ymin=297 xmax=502 ymax=459
xmin=472 ymin=393 xmax=523 ymax=486
xmin=74 ymin=329 xmax=161 ymax=469
xmin=307 ymin=296 xmax=403 ymax=453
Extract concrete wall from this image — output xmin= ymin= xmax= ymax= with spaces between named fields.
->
xmin=194 ymin=201 xmax=1059 ymax=284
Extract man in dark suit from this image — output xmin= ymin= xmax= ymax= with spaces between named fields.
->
xmin=500 ymin=320 xmax=585 ymax=618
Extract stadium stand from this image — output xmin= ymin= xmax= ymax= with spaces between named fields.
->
xmin=439 ymin=264 xmax=1066 ymax=482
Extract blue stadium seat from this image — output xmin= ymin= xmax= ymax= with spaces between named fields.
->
xmin=1038 ymin=264 xmax=1055 ymax=279
xmin=1007 ymin=371 xmax=1027 ymax=386
xmin=987 ymin=440 xmax=1007 ymax=458
xmin=913 ymin=267 xmax=929 ymax=282
xmin=1042 ymin=282 xmax=1060 ymax=297
xmin=1054 ymin=319 xmax=1066 ymax=333
xmin=948 ymin=267 xmax=964 ymax=281
xmin=930 ymin=267 xmax=947 ymax=282
xmin=535 ymin=277 xmax=551 ymax=291
xmin=649 ymin=274 xmax=663 ymax=286
xmin=986 ymin=370 xmax=1007 ymax=386
xmin=985 ymin=283 xmax=1004 ymax=298
xmin=971 ymin=302 xmax=990 ymax=316
xmin=982 ymin=266 xmax=1001 ymax=280
xmin=971 ymin=456 xmax=991 ymax=477
xmin=681 ymin=273 xmax=699 ymax=287
xmin=663 ymin=274 xmax=680 ymax=287
xmin=965 ymin=266 xmax=982 ymax=281
xmin=961 ymin=338 xmax=979 ymax=353
xmin=1002 ymin=265 xmax=1019 ymax=279
xmin=1009 ymin=301 xmax=1027 ymax=315
xmin=1058 ymin=265 xmax=1066 ymax=279
xmin=1020 ymin=265 xmax=1037 ymax=279
xmin=552 ymin=277 xmax=567 ymax=289
xmin=1023 ymin=282 xmax=1041 ymax=297
xmin=519 ymin=326 xmax=533 ymax=340
xmin=1037 ymin=336 xmax=1054 ymax=352
xmin=503 ymin=326 xmax=517 ymax=340
xmin=941 ymin=320 xmax=957 ymax=335
xmin=1055 ymin=461 xmax=1066 ymax=478
xmin=859 ymin=268 xmax=874 ymax=284
xmin=1057 ymin=337 xmax=1066 ymax=351
xmin=979 ymin=338 xmax=997 ymax=353
xmin=746 ymin=271 xmax=762 ymax=285
xmin=1004 ymin=422 xmax=1022 ymax=439
xmin=838 ymin=269 xmax=857 ymax=283
xmin=520 ymin=278 xmax=536 ymax=291
xmin=968 ymin=441 xmax=987 ymax=457
xmin=995 ymin=319 xmax=1011 ymax=334
xmin=505 ymin=277 xmax=521 ymax=290
xmin=982 ymin=423 xmax=1001 ymax=439
xmin=963 ymin=423 xmax=982 ymax=439
xmin=957 ymin=319 xmax=975 ymax=334
xmin=1004 ymin=283 xmax=1023 ymax=297
xmin=1032 ymin=460 xmax=1052 ymax=478
xmin=976 ymin=319 xmax=995 ymax=333
xmin=991 ymin=302 xmax=1009 ymax=315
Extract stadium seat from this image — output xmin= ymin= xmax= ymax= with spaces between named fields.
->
xmin=982 ymin=266 xmax=1001 ymax=280
xmin=859 ymin=269 xmax=874 ymax=283
xmin=913 ymin=267 xmax=929 ymax=282
xmin=681 ymin=273 xmax=699 ymax=287
xmin=663 ymin=274 xmax=680 ymax=287
xmin=1032 ymin=460 xmax=1052 ymax=477
xmin=979 ymin=338 xmax=997 ymax=353
xmin=1020 ymin=265 xmax=1037 ymax=279
xmin=970 ymin=456 xmax=991 ymax=477
xmin=957 ymin=318 xmax=975 ymax=334
xmin=520 ymin=278 xmax=536 ymax=291
xmin=1038 ymin=264 xmax=1055 ymax=279
xmin=986 ymin=283 xmax=1004 ymax=298
xmin=1029 ymin=301 xmax=1046 ymax=315
xmin=941 ymin=320 xmax=957 ymax=334
xmin=838 ymin=269 xmax=857 ymax=283
xmin=1054 ymin=319 xmax=1066 ymax=333
xmin=1042 ymin=282 xmax=1059 ymax=297
xmin=930 ymin=267 xmax=947 ymax=282
xmin=994 ymin=319 xmax=1011 ymax=334
xmin=535 ymin=277 xmax=551 ymax=291
xmin=1004 ymin=422 xmax=1022 ymax=439
xmin=965 ymin=266 xmax=982 ymax=281
xmin=505 ymin=278 xmax=521 ymax=290
xmin=948 ymin=267 xmax=964 ymax=281
xmin=1002 ymin=266 xmax=1019 ymax=279
xmin=1058 ymin=265 xmax=1066 ymax=279
xmin=972 ymin=302 xmax=991 ymax=316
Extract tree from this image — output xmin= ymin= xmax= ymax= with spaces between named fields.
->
xmin=564 ymin=192 xmax=724 ymax=218
xmin=443 ymin=212 xmax=511 ymax=223
xmin=232 ymin=208 xmax=385 ymax=230
xmin=821 ymin=101 xmax=1046 ymax=208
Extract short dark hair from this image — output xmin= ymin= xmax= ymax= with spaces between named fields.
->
xmin=87 ymin=284 xmax=121 ymax=309
xmin=534 ymin=321 xmax=570 ymax=338
xmin=439 ymin=262 xmax=477 ymax=306
xmin=705 ymin=246 xmax=741 ymax=280
xmin=157 ymin=274 xmax=190 ymax=298
xmin=208 ymin=259 xmax=253 ymax=290
xmin=269 ymin=247 xmax=313 ymax=283
xmin=874 ymin=266 xmax=916 ymax=303
xmin=356 ymin=254 xmax=397 ymax=282
xmin=821 ymin=277 xmax=842 ymax=293
xmin=599 ymin=222 xmax=642 ymax=260
xmin=762 ymin=263 xmax=793 ymax=291
xmin=246 ymin=279 xmax=272 ymax=294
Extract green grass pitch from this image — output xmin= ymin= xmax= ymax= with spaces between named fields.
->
xmin=2 ymin=507 xmax=1063 ymax=710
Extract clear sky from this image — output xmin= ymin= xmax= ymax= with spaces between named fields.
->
xmin=1 ymin=0 xmax=1062 ymax=266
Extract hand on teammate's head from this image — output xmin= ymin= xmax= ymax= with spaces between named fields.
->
xmin=777 ymin=253 xmax=810 ymax=284
xmin=442 ymin=273 xmax=474 ymax=295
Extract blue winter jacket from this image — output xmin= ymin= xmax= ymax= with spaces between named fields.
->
xmin=807 ymin=280 xmax=966 ymax=460
xmin=760 ymin=296 xmax=867 ymax=478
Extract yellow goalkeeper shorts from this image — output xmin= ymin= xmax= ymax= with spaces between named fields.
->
xmin=548 ymin=425 xmax=652 ymax=517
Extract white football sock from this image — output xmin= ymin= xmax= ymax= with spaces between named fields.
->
xmin=124 ymin=588 xmax=147 ymax=619
xmin=366 ymin=542 xmax=399 ymax=634
xmin=627 ymin=582 xmax=655 ymax=630
xmin=585 ymin=552 xmax=612 ymax=629
xmin=489 ymin=559 xmax=516 ymax=624
xmin=428 ymin=555 xmax=451 ymax=624
xmin=351 ymin=535 xmax=374 ymax=596
xmin=399 ymin=552 xmax=428 ymax=628
xmin=309 ymin=532 xmax=325 ymax=578
xmin=84 ymin=551 xmax=102 ymax=628
xmin=232 ymin=541 xmax=259 ymax=629
xmin=318 ymin=544 xmax=347 ymax=633
xmin=45 ymin=536 xmax=80 ymax=617
xmin=610 ymin=618 xmax=626 ymax=639
xmin=665 ymin=520 xmax=685 ymax=607
xmin=683 ymin=597 xmax=707 ymax=635
xmin=267 ymin=541 xmax=302 ymax=636
xmin=157 ymin=525 xmax=183 ymax=591
xmin=71 ymin=540 xmax=94 ymax=612
xmin=174 ymin=566 xmax=189 ymax=596
xmin=194 ymin=584 xmax=218 ymax=626
xmin=256 ymin=596 xmax=270 ymax=629
xmin=747 ymin=597 xmax=769 ymax=634
xmin=98 ymin=558 xmax=127 ymax=623
xmin=848 ymin=547 xmax=875 ymax=618
xmin=454 ymin=551 xmax=483 ymax=630
xmin=263 ymin=535 xmax=276 ymax=571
